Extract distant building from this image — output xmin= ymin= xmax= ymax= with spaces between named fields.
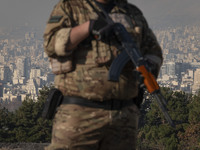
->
xmin=0 ymin=55 xmax=5 ymax=64
xmin=192 ymin=69 xmax=200 ymax=94
xmin=16 ymin=57 xmax=31 ymax=80
xmin=30 ymin=32 xmax=36 ymax=39
xmin=181 ymin=70 xmax=194 ymax=93
xmin=16 ymin=58 xmax=25 ymax=78
xmin=0 ymin=65 xmax=11 ymax=83
xmin=30 ymin=68 xmax=41 ymax=79
xmin=26 ymin=79 xmax=38 ymax=96
xmin=13 ymin=69 xmax=26 ymax=85
xmin=47 ymin=73 xmax=55 ymax=83
xmin=0 ymin=83 xmax=3 ymax=97
xmin=175 ymin=62 xmax=191 ymax=80
xmin=9 ymin=63 xmax=15 ymax=73
xmin=166 ymin=62 xmax=176 ymax=76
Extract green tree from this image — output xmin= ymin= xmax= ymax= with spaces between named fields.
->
xmin=13 ymin=86 xmax=52 ymax=142
xmin=0 ymin=86 xmax=53 ymax=143
xmin=178 ymin=123 xmax=200 ymax=150
xmin=188 ymin=91 xmax=200 ymax=124
xmin=0 ymin=108 xmax=16 ymax=142
xmin=178 ymin=90 xmax=200 ymax=149
xmin=137 ymin=88 xmax=191 ymax=150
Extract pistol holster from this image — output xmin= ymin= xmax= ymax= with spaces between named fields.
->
xmin=42 ymin=88 xmax=63 ymax=120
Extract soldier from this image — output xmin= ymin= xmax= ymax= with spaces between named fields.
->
xmin=43 ymin=0 xmax=163 ymax=149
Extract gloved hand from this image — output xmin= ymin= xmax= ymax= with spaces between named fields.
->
xmin=89 ymin=15 xmax=115 ymax=40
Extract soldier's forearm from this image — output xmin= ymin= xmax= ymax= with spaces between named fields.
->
xmin=67 ymin=21 xmax=90 ymax=50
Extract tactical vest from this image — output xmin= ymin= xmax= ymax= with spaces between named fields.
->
xmin=50 ymin=0 xmax=143 ymax=75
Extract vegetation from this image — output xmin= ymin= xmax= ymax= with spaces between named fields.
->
xmin=137 ymin=88 xmax=200 ymax=150
xmin=0 ymin=86 xmax=200 ymax=149
xmin=0 ymin=86 xmax=52 ymax=143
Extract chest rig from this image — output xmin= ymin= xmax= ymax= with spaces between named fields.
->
xmin=79 ymin=0 xmax=143 ymax=66
xmin=51 ymin=0 xmax=143 ymax=74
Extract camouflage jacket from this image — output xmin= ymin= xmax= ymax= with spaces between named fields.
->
xmin=43 ymin=0 xmax=163 ymax=101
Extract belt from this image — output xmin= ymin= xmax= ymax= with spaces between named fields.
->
xmin=62 ymin=96 xmax=136 ymax=110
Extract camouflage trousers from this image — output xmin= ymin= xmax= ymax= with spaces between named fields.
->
xmin=45 ymin=103 xmax=140 ymax=150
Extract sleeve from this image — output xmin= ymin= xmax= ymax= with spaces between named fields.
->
xmin=127 ymin=3 xmax=163 ymax=75
xmin=43 ymin=0 xmax=73 ymax=57
xmin=140 ymin=15 xmax=163 ymax=78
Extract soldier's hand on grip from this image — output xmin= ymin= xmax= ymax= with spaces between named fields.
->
xmin=89 ymin=15 xmax=115 ymax=40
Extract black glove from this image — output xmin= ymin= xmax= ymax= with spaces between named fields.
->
xmin=89 ymin=16 xmax=115 ymax=40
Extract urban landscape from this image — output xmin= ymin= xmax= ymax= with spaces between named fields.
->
xmin=0 ymin=24 xmax=200 ymax=111
xmin=0 ymin=1 xmax=199 ymax=149
xmin=0 ymin=27 xmax=55 ymax=111
xmin=155 ymin=25 xmax=200 ymax=94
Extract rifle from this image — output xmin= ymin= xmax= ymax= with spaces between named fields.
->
xmin=86 ymin=0 xmax=175 ymax=128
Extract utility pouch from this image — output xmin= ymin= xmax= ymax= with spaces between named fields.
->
xmin=50 ymin=56 xmax=74 ymax=75
xmin=42 ymin=88 xmax=63 ymax=120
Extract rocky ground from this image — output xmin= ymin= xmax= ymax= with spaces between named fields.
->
xmin=0 ymin=143 xmax=49 ymax=150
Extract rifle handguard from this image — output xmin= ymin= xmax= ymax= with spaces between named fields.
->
xmin=136 ymin=65 xmax=159 ymax=94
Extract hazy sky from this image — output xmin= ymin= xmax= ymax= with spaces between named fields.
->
xmin=0 ymin=0 xmax=200 ymax=29
xmin=0 ymin=0 xmax=57 ymax=29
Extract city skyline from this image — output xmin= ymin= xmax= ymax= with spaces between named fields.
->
xmin=0 ymin=25 xmax=200 ymax=102
xmin=0 ymin=0 xmax=200 ymax=108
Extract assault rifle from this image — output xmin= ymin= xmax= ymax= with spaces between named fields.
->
xmin=87 ymin=0 xmax=175 ymax=127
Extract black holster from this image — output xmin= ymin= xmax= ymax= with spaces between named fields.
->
xmin=42 ymin=88 xmax=63 ymax=120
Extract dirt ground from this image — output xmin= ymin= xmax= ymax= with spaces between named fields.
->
xmin=0 ymin=143 xmax=49 ymax=150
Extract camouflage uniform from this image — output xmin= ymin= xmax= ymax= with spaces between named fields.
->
xmin=43 ymin=0 xmax=163 ymax=149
